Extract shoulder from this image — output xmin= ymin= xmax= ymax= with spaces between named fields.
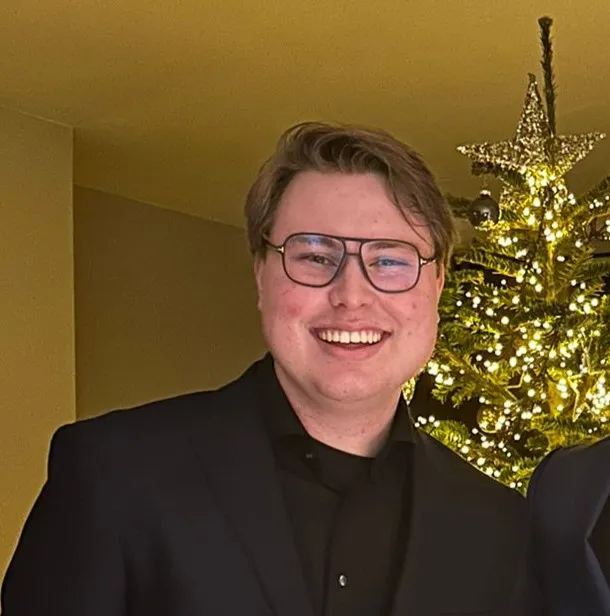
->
xmin=413 ymin=429 xmax=536 ymax=605
xmin=530 ymin=436 xmax=610 ymax=499
xmin=527 ymin=437 xmax=610 ymax=534
xmin=52 ymin=359 xmax=262 ymax=463
xmin=528 ymin=439 xmax=610 ymax=605
xmin=416 ymin=429 xmax=525 ymax=508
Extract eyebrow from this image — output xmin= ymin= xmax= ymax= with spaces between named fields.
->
xmin=292 ymin=234 xmax=339 ymax=249
xmin=290 ymin=234 xmax=423 ymax=254
xmin=365 ymin=240 xmax=412 ymax=250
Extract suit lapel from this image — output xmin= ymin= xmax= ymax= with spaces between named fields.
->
xmin=188 ymin=363 xmax=314 ymax=616
xmin=390 ymin=430 xmax=450 ymax=615
xmin=390 ymin=431 xmax=495 ymax=616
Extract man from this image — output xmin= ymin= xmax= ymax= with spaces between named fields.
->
xmin=1 ymin=122 xmax=541 ymax=615
xmin=529 ymin=437 xmax=610 ymax=615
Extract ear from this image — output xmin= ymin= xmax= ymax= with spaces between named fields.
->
xmin=253 ymin=256 xmax=265 ymax=311
xmin=435 ymin=264 xmax=445 ymax=298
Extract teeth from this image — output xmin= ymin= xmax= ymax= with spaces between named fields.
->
xmin=318 ymin=329 xmax=384 ymax=344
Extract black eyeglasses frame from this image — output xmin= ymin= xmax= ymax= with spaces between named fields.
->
xmin=263 ymin=232 xmax=436 ymax=294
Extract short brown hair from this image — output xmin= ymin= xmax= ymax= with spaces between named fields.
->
xmin=244 ymin=121 xmax=456 ymax=268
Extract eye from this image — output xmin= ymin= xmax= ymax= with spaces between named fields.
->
xmin=294 ymin=251 xmax=338 ymax=267
xmin=307 ymin=254 xmax=333 ymax=265
xmin=371 ymin=257 xmax=411 ymax=268
xmin=380 ymin=258 xmax=404 ymax=266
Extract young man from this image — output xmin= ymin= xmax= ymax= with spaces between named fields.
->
xmin=529 ymin=436 xmax=610 ymax=615
xmin=2 ymin=122 xmax=542 ymax=615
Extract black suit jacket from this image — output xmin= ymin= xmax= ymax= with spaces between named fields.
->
xmin=2 ymin=358 xmax=542 ymax=615
xmin=529 ymin=437 xmax=610 ymax=615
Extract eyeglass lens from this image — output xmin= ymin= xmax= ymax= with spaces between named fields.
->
xmin=282 ymin=234 xmax=421 ymax=292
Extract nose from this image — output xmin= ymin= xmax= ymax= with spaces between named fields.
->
xmin=328 ymin=253 xmax=376 ymax=309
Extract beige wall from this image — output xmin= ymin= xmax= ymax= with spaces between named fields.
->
xmin=74 ymin=187 xmax=264 ymax=419
xmin=0 ymin=108 xmax=75 ymax=579
xmin=0 ymin=134 xmax=264 ymax=580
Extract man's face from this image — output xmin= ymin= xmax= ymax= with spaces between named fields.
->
xmin=255 ymin=171 xmax=444 ymax=407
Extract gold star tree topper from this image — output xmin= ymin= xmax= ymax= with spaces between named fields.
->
xmin=458 ymin=74 xmax=605 ymax=177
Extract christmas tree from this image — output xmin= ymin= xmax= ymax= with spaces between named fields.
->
xmin=415 ymin=17 xmax=610 ymax=491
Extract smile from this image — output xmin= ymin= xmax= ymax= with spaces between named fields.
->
xmin=315 ymin=329 xmax=386 ymax=345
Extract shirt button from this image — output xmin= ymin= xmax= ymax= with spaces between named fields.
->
xmin=305 ymin=451 xmax=315 ymax=461
xmin=338 ymin=574 xmax=348 ymax=588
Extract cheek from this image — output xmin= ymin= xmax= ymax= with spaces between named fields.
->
xmin=279 ymin=287 xmax=305 ymax=320
xmin=392 ymin=291 xmax=439 ymax=332
xmin=267 ymin=280 xmax=318 ymax=323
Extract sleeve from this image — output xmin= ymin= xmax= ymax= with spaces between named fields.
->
xmin=528 ymin=444 xmax=610 ymax=614
xmin=1 ymin=423 xmax=127 ymax=616
xmin=590 ymin=466 xmax=610 ymax=588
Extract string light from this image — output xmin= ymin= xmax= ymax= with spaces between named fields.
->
xmin=416 ymin=66 xmax=610 ymax=491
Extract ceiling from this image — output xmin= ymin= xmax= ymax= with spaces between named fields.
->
xmin=1 ymin=0 xmax=609 ymax=228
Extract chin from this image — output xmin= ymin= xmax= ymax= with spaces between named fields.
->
xmin=314 ymin=376 xmax=393 ymax=404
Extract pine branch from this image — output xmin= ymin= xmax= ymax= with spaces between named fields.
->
xmin=434 ymin=346 xmax=518 ymax=405
xmin=578 ymin=174 xmax=610 ymax=208
xmin=456 ymin=249 xmax=523 ymax=276
xmin=563 ymin=199 xmax=610 ymax=228
xmin=471 ymin=162 xmax=527 ymax=190
xmin=445 ymin=193 xmax=471 ymax=218
xmin=539 ymin=16 xmax=557 ymax=135
xmin=445 ymin=268 xmax=485 ymax=286
xmin=575 ymin=256 xmax=610 ymax=283
xmin=553 ymin=246 xmax=594 ymax=296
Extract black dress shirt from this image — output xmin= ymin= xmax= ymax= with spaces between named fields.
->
xmin=256 ymin=355 xmax=414 ymax=616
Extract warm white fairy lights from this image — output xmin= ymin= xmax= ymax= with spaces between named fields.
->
xmin=418 ymin=75 xmax=610 ymax=491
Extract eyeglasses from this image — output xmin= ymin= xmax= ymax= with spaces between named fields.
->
xmin=264 ymin=233 xmax=436 ymax=293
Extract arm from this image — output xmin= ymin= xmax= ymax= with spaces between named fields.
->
xmin=528 ymin=442 xmax=610 ymax=615
xmin=1 ymin=423 xmax=127 ymax=616
xmin=590 ymin=460 xmax=610 ymax=588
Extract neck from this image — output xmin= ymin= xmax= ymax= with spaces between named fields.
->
xmin=274 ymin=363 xmax=401 ymax=457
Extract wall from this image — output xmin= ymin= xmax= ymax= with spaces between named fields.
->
xmin=74 ymin=187 xmax=264 ymax=418
xmin=0 ymin=108 xmax=74 ymax=579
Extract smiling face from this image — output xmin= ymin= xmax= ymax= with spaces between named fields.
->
xmin=255 ymin=170 xmax=444 ymax=409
